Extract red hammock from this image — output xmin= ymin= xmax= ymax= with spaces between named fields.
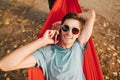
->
xmin=28 ymin=0 xmax=104 ymax=80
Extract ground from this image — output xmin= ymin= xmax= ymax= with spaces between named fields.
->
xmin=0 ymin=0 xmax=120 ymax=80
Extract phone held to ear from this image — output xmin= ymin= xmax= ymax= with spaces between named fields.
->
xmin=54 ymin=34 xmax=59 ymax=44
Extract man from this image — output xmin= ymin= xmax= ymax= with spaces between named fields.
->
xmin=0 ymin=10 xmax=95 ymax=80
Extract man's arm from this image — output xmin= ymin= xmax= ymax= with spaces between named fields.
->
xmin=78 ymin=10 xmax=96 ymax=46
xmin=0 ymin=30 xmax=57 ymax=71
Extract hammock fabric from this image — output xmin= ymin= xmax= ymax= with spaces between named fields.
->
xmin=28 ymin=0 xmax=104 ymax=80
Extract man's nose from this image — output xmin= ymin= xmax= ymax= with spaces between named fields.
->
xmin=67 ymin=29 xmax=73 ymax=35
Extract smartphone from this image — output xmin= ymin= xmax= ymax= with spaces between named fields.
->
xmin=54 ymin=34 xmax=59 ymax=44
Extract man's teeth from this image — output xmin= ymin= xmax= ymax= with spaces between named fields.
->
xmin=65 ymin=36 xmax=72 ymax=39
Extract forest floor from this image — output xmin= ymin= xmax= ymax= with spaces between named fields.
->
xmin=0 ymin=0 xmax=120 ymax=80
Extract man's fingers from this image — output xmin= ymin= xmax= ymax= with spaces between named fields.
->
xmin=48 ymin=30 xmax=57 ymax=38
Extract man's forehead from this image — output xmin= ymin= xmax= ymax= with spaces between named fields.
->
xmin=63 ymin=19 xmax=81 ymax=28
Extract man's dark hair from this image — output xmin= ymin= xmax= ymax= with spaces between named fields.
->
xmin=61 ymin=12 xmax=85 ymax=26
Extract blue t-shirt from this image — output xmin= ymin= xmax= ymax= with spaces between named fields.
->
xmin=32 ymin=40 xmax=86 ymax=80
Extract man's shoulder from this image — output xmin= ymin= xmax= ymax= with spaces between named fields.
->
xmin=73 ymin=40 xmax=84 ymax=50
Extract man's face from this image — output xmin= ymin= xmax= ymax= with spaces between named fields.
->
xmin=60 ymin=19 xmax=81 ymax=45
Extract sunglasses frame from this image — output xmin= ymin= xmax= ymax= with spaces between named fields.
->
xmin=61 ymin=25 xmax=80 ymax=35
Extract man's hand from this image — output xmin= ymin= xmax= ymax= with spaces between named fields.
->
xmin=42 ymin=30 xmax=58 ymax=44
xmin=78 ymin=10 xmax=96 ymax=21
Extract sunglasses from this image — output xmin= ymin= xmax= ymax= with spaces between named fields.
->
xmin=61 ymin=25 xmax=80 ymax=35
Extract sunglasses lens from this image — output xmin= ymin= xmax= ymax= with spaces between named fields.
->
xmin=62 ymin=25 xmax=69 ymax=32
xmin=72 ymin=28 xmax=79 ymax=34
